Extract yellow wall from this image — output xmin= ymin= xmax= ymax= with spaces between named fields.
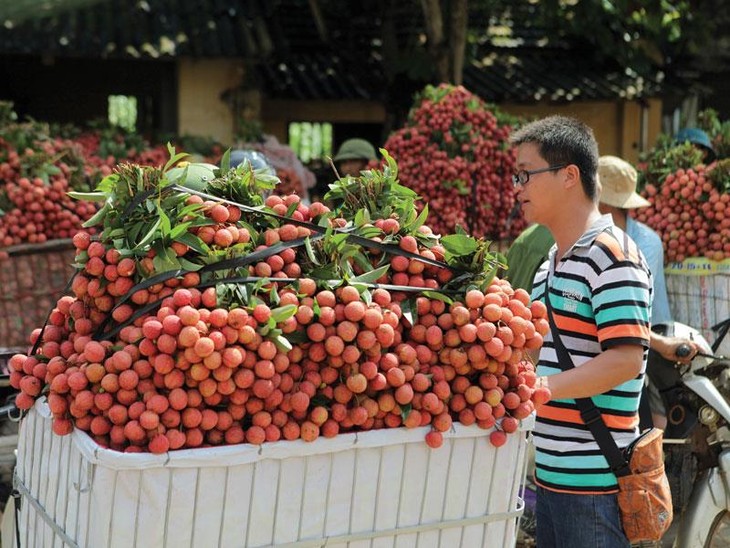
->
xmin=177 ymin=58 xmax=244 ymax=144
xmin=500 ymin=98 xmax=662 ymax=164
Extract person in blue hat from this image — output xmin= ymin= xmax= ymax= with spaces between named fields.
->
xmin=675 ymin=128 xmax=717 ymax=163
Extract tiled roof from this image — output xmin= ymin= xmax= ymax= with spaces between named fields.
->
xmin=0 ymin=0 xmax=661 ymax=103
xmin=464 ymin=49 xmax=662 ymax=103
xmin=257 ymin=53 xmax=380 ymax=101
xmin=0 ymin=0 xmax=276 ymax=59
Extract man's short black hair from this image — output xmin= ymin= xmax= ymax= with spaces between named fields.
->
xmin=510 ymin=115 xmax=600 ymax=201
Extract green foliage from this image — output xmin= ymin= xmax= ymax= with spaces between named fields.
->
xmin=75 ymin=158 xmax=211 ymax=273
xmin=87 ymin=119 xmax=148 ymax=162
xmin=440 ymin=227 xmax=502 ymax=292
xmin=638 ymin=138 xmax=704 ymax=190
xmin=529 ymin=0 xmax=696 ymax=79
xmin=698 ymin=109 xmax=730 ymax=161
xmin=708 ymin=159 xmax=730 ymax=194
xmin=325 ymin=149 xmax=418 ymax=221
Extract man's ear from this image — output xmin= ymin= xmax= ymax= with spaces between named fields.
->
xmin=564 ymin=164 xmax=581 ymax=189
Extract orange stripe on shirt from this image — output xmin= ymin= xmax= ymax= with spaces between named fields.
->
xmin=598 ymin=324 xmax=649 ymax=343
xmin=595 ymin=233 xmax=626 ymax=261
xmin=556 ymin=315 xmax=598 ymax=337
xmin=595 ymin=232 xmax=640 ymax=264
xmin=538 ymin=405 xmax=638 ymax=430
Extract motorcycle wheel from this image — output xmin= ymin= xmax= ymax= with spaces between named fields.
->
xmin=705 ymin=511 xmax=730 ymax=548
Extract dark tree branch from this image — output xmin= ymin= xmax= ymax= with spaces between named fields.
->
xmin=449 ymin=0 xmax=468 ymax=85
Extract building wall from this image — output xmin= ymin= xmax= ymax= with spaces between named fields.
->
xmin=261 ymin=99 xmax=387 ymax=143
xmin=177 ymin=58 xmax=245 ymax=145
xmin=0 ymin=55 xmax=177 ymax=136
xmin=500 ymin=98 xmax=663 ymax=164
xmin=178 ymin=87 xmax=663 ymax=164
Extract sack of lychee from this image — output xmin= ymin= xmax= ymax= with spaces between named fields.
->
xmin=9 ymin=148 xmax=550 ymax=454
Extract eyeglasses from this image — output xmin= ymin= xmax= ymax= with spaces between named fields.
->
xmin=512 ymin=164 xmax=568 ymax=188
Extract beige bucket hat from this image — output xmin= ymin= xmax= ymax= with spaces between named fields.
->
xmin=597 ymin=155 xmax=650 ymax=209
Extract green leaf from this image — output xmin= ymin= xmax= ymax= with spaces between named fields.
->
xmin=285 ymin=201 xmax=298 ymax=217
xmin=133 ymin=217 xmax=162 ymax=250
xmin=178 ymin=257 xmax=203 ymax=271
xmin=361 ymin=289 xmax=372 ymax=306
xmin=400 ymin=403 xmax=412 ymax=421
xmin=174 ymin=232 xmax=208 ymax=254
xmin=354 ymin=208 xmax=371 ymax=226
xmin=82 ymin=203 xmax=109 ymax=227
xmin=219 ymin=149 xmax=231 ymax=172
xmin=422 ymin=290 xmax=453 ymax=304
xmin=270 ymin=304 xmax=298 ymax=324
xmin=158 ymin=207 xmax=172 ymax=235
xmin=272 ymin=334 xmax=293 ymax=353
xmin=67 ymin=191 xmax=108 ymax=202
xmin=127 ymin=221 xmax=144 ymax=244
xmin=283 ymin=330 xmax=308 ymax=345
xmin=441 ymin=234 xmax=478 ymax=256
xmin=163 ymin=144 xmax=190 ymax=173
xmin=349 ymin=282 xmax=367 ymax=294
xmin=413 ymin=204 xmax=429 ymax=231
xmin=168 ymin=222 xmax=192 ymax=240
xmin=352 ymin=251 xmax=373 ymax=274
xmin=106 ymin=228 xmax=126 ymax=239
xmin=350 ymin=264 xmax=390 ymax=285
xmin=357 ymin=226 xmax=382 ymax=239
xmin=304 ymin=236 xmax=320 ymax=266
xmin=331 ymin=233 xmax=349 ymax=249
xmin=153 ymin=253 xmax=180 ymax=274
xmin=400 ymin=298 xmax=415 ymax=328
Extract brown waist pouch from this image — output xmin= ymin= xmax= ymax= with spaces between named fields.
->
xmin=616 ymin=428 xmax=673 ymax=543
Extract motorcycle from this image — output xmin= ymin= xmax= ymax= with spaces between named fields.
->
xmin=645 ymin=318 xmax=730 ymax=547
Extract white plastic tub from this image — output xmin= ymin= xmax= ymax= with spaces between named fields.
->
xmin=12 ymin=400 xmax=531 ymax=548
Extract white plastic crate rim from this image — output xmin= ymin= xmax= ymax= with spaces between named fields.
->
xmin=14 ymin=400 xmax=532 ymax=548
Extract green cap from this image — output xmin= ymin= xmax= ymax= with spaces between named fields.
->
xmin=333 ymin=138 xmax=377 ymax=162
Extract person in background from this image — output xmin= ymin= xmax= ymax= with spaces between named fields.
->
xmin=597 ymin=155 xmax=698 ymax=427
xmin=511 ymin=115 xmax=650 ymax=548
xmin=675 ymin=128 xmax=717 ymax=163
xmin=505 ymin=223 xmax=554 ymax=293
xmin=332 ymin=138 xmax=377 ymax=177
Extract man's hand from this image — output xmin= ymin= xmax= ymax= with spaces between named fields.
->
xmin=650 ymin=332 xmax=699 ymax=365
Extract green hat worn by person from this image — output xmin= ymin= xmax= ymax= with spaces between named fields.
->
xmin=333 ymin=139 xmax=377 ymax=162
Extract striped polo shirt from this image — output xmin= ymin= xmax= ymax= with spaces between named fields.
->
xmin=530 ymin=214 xmax=652 ymax=494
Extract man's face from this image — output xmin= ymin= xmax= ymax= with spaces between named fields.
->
xmin=514 ymin=142 xmax=563 ymax=225
xmin=339 ymin=159 xmax=368 ymax=177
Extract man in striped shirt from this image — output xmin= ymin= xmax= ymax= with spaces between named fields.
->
xmin=510 ymin=116 xmax=652 ymax=548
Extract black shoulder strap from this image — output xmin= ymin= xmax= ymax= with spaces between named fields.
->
xmin=544 ymin=290 xmax=631 ymax=477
